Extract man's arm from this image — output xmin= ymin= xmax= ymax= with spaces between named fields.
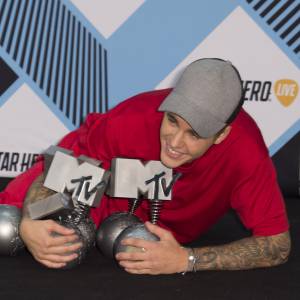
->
xmin=22 ymin=173 xmax=55 ymax=217
xmin=115 ymin=223 xmax=291 ymax=274
xmin=191 ymin=231 xmax=291 ymax=271
xmin=20 ymin=174 xmax=82 ymax=269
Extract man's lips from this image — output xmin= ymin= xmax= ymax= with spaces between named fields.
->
xmin=164 ymin=143 xmax=185 ymax=159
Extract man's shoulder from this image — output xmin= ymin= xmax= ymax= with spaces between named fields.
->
xmin=103 ymin=88 xmax=171 ymax=136
xmin=232 ymin=109 xmax=266 ymax=146
xmin=129 ymin=88 xmax=172 ymax=101
xmin=228 ymin=109 xmax=269 ymax=162
xmin=84 ymin=89 xmax=171 ymax=134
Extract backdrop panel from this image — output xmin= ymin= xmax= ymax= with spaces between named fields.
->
xmin=0 ymin=0 xmax=299 ymax=190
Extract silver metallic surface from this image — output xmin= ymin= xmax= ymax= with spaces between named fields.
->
xmin=149 ymin=199 xmax=163 ymax=225
xmin=0 ymin=205 xmax=24 ymax=256
xmin=44 ymin=151 xmax=109 ymax=207
xmin=128 ymin=198 xmax=142 ymax=215
xmin=114 ymin=223 xmax=159 ymax=255
xmin=67 ymin=202 xmax=90 ymax=225
xmin=43 ymin=145 xmax=73 ymax=174
xmin=77 ymin=155 xmax=102 ymax=167
xmin=57 ymin=215 xmax=96 ymax=269
xmin=96 ymin=212 xmax=142 ymax=258
xmin=108 ymin=158 xmax=173 ymax=200
xmin=28 ymin=192 xmax=74 ymax=220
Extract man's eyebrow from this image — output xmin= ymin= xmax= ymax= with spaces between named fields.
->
xmin=166 ymin=112 xmax=177 ymax=120
xmin=188 ymin=128 xmax=201 ymax=138
xmin=167 ymin=112 xmax=201 ymax=138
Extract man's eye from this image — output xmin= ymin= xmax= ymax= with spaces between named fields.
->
xmin=167 ymin=114 xmax=177 ymax=124
xmin=189 ymin=131 xmax=200 ymax=139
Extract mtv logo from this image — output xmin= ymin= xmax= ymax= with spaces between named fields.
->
xmin=44 ymin=150 xmax=110 ymax=207
xmin=108 ymin=158 xmax=174 ymax=200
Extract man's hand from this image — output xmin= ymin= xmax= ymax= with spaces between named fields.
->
xmin=20 ymin=218 xmax=82 ymax=269
xmin=115 ymin=221 xmax=291 ymax=274
xmin=115 ymin=221 xmax=188 ymax=275
xmin=20 ymin=173 xmax=82 ymax=268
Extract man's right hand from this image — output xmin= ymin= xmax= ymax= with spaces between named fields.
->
xmin=20 ymin=218 xmax=82 ymax=268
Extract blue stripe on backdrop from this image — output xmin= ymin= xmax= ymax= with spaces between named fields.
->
xmin=0 ymin=0 xmax=109 ymax=129
xmin=0 ymin=78 xmax=23 ymax=108
xmin=12 ymin=0 xmax=30 ymax=62
xmin=6 ymin=0 xmax=24 ymax=55
xmin=0 ymin=0 xmax=15 ymax=47
xmin=55 ymin=6 xmax=68 ymax=109
xmin=63 ymin=0 xmax=107 ymax=44
xmin=76 ymin=23 xmax=83 ymax=125
xmin=0 ymin=47 xmax=75 ymax=130
xmin=25 ymin=0 xmax=43 ymax=76
xmin=34 ymin=1 xmax=53 ymax=84
xmin=269 ymin=119 xmax=300 ymax=156
xmin=64 ymin=14 xmax=75 ymax=118
xmin=106 ymin=0 xmax=238 ymax=107
xmin=31 ymin=0 xmax=49 ymax=82
xmin=18 ymin=1 xmax=37 ymax=69
xmin=39 ymin=1 xmax=60 ymax=89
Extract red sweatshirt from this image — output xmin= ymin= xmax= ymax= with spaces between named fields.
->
xmin=0 ymin=89 xmax=289 ymax=243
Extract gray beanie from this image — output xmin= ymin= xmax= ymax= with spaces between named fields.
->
xmin=158 ymin=58 xmax=243 ymax=138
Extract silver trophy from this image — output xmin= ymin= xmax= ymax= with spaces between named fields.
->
xmin=96 ymin=158 xmax=181 ymax=257
xmin=96 ymin=211 xmax=142 ymax=258
xmin=28 ymin=147 xmax=110 ymax=268
xmin=0 ymin=204 xmax=25 ymax=256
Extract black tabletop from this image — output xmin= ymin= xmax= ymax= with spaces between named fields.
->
xmin=1 ymin=198 xmax=299 ymax=300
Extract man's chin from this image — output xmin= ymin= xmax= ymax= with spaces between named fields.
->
xmin=160 ymin=155 xmax=185 ymax=169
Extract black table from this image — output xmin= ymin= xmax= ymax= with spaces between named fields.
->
xmin=1 ymin=198 xmax=299 ymax=300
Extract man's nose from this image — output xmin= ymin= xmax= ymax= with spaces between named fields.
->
xmin=170 ymin=130 xmax=184 ymax=148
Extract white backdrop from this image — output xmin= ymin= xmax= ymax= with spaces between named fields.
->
xmin=0 ymin=0 xmax=299 ymax=177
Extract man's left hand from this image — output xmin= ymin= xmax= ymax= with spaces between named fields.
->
xmin=115 ymin=221 xmax=188 ymax=275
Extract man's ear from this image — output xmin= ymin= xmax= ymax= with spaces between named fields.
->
xmin=214 ymin=126 xmax=231 ymax=145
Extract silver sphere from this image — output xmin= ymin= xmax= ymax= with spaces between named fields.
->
xmin=0 ymin=204 xmax=24 ymax=256
xmin=114 ymin=223 xmax=159 ymax=255
xmin=54 ymin=217 xmax=96 ymax=269
xmin=96 ymin=212 xmax=142 ymax=258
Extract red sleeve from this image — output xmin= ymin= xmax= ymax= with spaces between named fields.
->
xmin=0 ymin=160 xmax=43 ymax=208
xmin=230 ymin=156 xmax=289 ymax=236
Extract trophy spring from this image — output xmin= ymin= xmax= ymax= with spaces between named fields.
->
xmin=149 ymin=199 xmax=163 ymax=225
xmin=68 ymin=201 xmax=90 ymax=225
xmin=128 ymin=198 xmax=141 ymax=215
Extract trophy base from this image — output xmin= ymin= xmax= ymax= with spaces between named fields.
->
xmin=96 ymin=212 xmax=142 ymax=258
xmin=0 ymin=205 xmax=24 ymax=256
xmin=114 ymin=223 xmax=159 ymax=255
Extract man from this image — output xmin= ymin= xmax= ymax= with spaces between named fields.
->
xmin=0 ymin=58 xmax=290 ymax=274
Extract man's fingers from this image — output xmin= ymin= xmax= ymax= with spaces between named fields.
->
xmin=119 ymin=259 xmax=150 ymax=270
xmin=116 ymin=250 xmax=147 ymax=262
xmin=48 ymin=234 xmax=80 ymax=247
xmin=48 ymin=241 xmax=82 ymax=255
xmin=46 ymin=220 xmax=75 ymax=235
xmin=145 ymin=221 xmax=171 ymax=240
xmin=38 ymin=259 xmax=67 ymax=269
xmin=124 ymin=268 xmax=153 ymax=275
xmin=120 ymin=237 xmax=152 ymax=249
xmin=36 ymin=252 xmax=78 ymax=264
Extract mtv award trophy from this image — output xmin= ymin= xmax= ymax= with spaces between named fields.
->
xmin=28 ymin=146 xmax=110 ymax=268
xmin=0 ymin=205 xmax=25 ymax=256
xmin=96 ymin=158 xmax=181 ymax=258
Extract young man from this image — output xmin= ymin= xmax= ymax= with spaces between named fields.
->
xmin=0 ymin=58 xmax=290 ymax=274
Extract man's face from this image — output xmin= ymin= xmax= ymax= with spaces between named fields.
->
xmin=160 ymin=112 xmax=219 ymax=168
